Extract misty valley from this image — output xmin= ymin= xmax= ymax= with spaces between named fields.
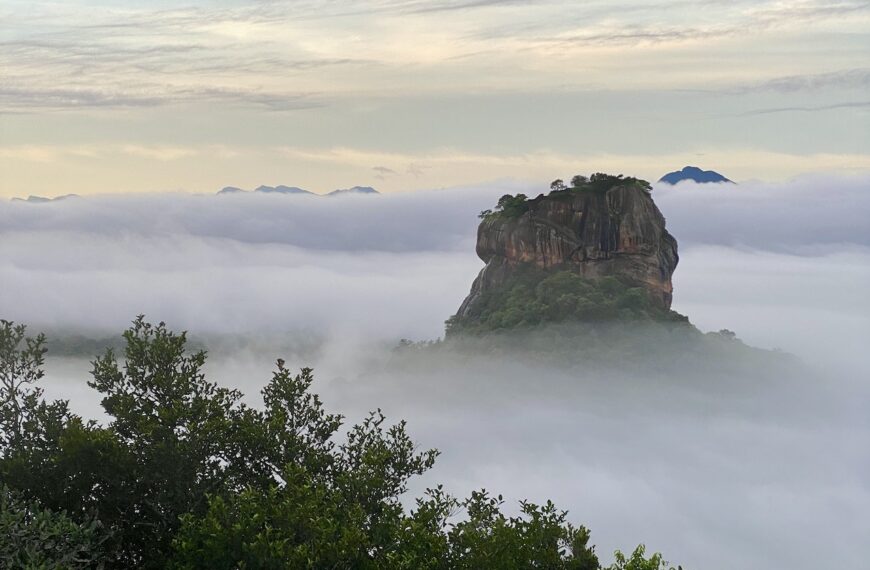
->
xmin=2 ymin=173 xmax=868 ymax=569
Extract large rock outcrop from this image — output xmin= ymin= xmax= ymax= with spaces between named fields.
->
xmin=455 ymin=182 xmax=679 ymax=323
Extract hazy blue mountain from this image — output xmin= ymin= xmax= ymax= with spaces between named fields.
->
xmin=217 ymin=186 xmax=245 ymax=194
xmin=658 ymin=166 xmax=733 ymax=184
xmin=254 ymin=185 xmax=314 ymax=195
xmin=327 ymin=186 xmax=379 ymax=196
xmin=11 ymin=194 xmax=79 ymax=203
xmin=215 ymin=185 xmax=376 ymax=196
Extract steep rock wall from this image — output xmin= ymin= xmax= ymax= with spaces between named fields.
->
xmin=455 ymin=184 xmax=679 ymax=321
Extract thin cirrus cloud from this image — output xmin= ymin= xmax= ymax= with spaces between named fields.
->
xmin=2 ymin=0 xmax=868 ymax=193
xmin=0 ymin=84 xmax=324 ymax=112
xmin=4 ymin=0 xmax=870 ymax=112
xmin=739 ymin=100 xmax=870 ymax=116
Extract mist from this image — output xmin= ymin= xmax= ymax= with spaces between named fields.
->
xmin=3 ymin=174 xmax=869 ymax=569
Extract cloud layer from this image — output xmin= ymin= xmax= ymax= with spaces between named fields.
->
xmin=4 ymin=173 xmax=867 ymax=569
xmin=2 ymin=174 xmax=868 ymax=344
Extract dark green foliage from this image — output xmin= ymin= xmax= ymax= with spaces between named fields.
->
xmin=479 ymin=173 xmax=652 ymax=222
xmin=570 ymin=175 xmax=588 ymax=187
xmin=0 ymin=486 xmax=107 ymax=569
xmin=83 ymin=317 xmax=252 ymax=567
xmin=551 ymin=179 xmax=568 ymax=192
xmin=0 ymin=317 xmax=678 ymax=569
xmin=573 ymin=173 xmax=651 ymax=193
xmin=0 ymin=320 xmax=93 ymax=553
xmin=605 ymin=545 xmax=681 ymax=570
xmin=0 ymin=319 xmax=54 ymax=454
xmin=447 ymin=491 xmax=600 ymax=570
xmin=496 ymin=193 xmax=531 ymax=218
xmin=173 ymin=486 xmax=601 ymax=570
xmin=447 ymin=267 xmax=684 ymax=335
xmin=479 ymin=193 xmax=531 ymax=220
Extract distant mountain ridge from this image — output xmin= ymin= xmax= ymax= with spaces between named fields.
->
xmin=11 ymin=194 xmax=79 ymax=203
xmin=327 ymin=186 xmax=378 ymax=196
xmin=217 ymin=185 xmax=379 ymax=196
xmin=9 ymin=187 xmax=381 ymax=201
xmin=254 ymin=185 xmax=313 ymax=195
xmin=658 ymin=166 xmax=733 ymax=184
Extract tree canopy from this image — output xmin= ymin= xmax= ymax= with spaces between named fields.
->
xmin=479 ymin=173 xmax=653 ymax=221
xmin=0 ymin=318 xmax=680 ymax=569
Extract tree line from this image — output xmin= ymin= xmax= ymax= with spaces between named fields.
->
xmin=1 ymin=317 xmax=680 ymax=569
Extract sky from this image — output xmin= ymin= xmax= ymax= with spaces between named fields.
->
xmin=2 ymin=0 xmax=869 ymax=197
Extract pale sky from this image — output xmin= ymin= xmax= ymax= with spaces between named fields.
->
xmin=2 ymin=0 xmax=869 ymax=197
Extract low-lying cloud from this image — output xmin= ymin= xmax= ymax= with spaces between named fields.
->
xmin=3 ymin=173 xmax=869 ymax=569
xmin=1 ymin=174 xmax=867 ymax=343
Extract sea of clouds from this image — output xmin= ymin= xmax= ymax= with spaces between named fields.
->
xmin=2 ymin=174 xmax=869 ymax=569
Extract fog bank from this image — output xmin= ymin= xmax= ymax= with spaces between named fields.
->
xmin=5 ymin=173 xmax=870 ymax=569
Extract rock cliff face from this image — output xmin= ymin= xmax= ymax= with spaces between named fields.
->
xmin=455 ymin=183 xmax=679 ymax=322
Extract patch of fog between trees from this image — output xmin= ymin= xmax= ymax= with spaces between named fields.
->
xmin=6 ymin=173 xmax=870 ymax=568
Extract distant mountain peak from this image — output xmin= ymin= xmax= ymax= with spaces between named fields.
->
xmin=254 ymin=185 xmax=313 ymax=195
xmin=658 ymin=166 xmax=733 ymax=185
xmin=327 ymin=186 xmax=379 ymax=196
xmin=216 ymin=185 xmax=378 ymax=196
xmin=11 ymin=194 xmax=79 ymax=203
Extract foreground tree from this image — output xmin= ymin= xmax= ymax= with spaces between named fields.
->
xmin=0 ymin=318 xmax=679 ymax=569
xmin=0 ymin=486 xmax=106 ymax=569
xmin=0 ymin=319 xmax=67 ymax=456
xmin=605 ymin=545 xmax=681 ymax=570
xmin=86 ymin=317 xmax=253 ymax=567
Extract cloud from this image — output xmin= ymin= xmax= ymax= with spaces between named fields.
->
xmin=5 ymin=0 xmax=869 ymax=114
xmin=741 ymin=68 xmax=870 ymax=94
xmin=0 ymin=3 xmax=350 ymax=113
xmin=0 ymin=183 xmax=513 ymax=335
xmin=0 ymin=144 xmax=237 ymax=164
xmin=739 ymin=100 xmax=870 ymax=116
xmin=0 ymin=86 xmax=165 ymax=110
xmin=120 ymin=145 xmax=199 ymax=161
xmin=653 ymin=173 xmax=870 ymax=252
xmin=372 ymin=166 xmax=397 ymax=179
xmin=0 ymin=83 xmax=324 ymax=113
xmin=531 ymin=0 xmax=870 ymax=49
xmin=406 ymin=163 xmax=428 ymax=177
xmin=4 ymin=172 xmax=869 ymax=569
xmin=0 ymin=172 xmax=867 ymax=336
xmin=388 ymin=0 xmax=532 ymax=15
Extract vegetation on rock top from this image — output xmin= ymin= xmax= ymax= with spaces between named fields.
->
xmin=479 ymin=173 xmax=652 ymax=221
